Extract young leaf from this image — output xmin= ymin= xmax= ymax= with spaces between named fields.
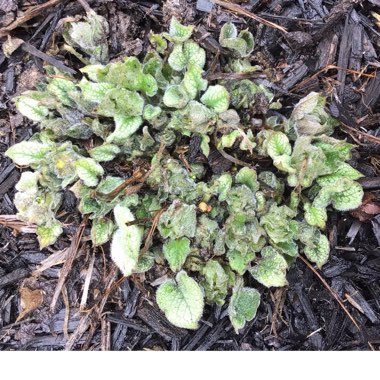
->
xmin=201 ymin=260 xmax=229 ymax=306
xmin=235 ymin=167 xmax=259 ymax=192
xmin=250 ymin=246 xmax=288 ymax=287
xmin=158 ymin=202 xmax=197 ymax=239
xmin=75 ymin=158 xmax=104 ymax=187
xmin=36 ymin=220 xmax=63 ymax=248
xmin=91 ymin=218 xmax=114 ymax=246
xmin=304 ymin=203 xmax=327 ymax=229
xmin=228 ymin=278 xmax=260 ymax=333
xmin=111 ymin=205 xmax=144 ymax=276
xmin=331 ymin=180 xmax=364 ymax=211
xmin=200 ymin=85 xmax=230 ymax=113
xmin=5 ymin=141 xmax=50 ymax=166
xmin=15 ymin=95 xmax=50 ymax=122
xmin=89 ymin=144 xmax=120 ymax=162
xmin=63 ymin=9 xmax=109 ymax=63
xmin=156 ymin=271 xmax=204 ymax=329
xmin=163 ymin=238 xmax=191 ymax=272
xmin=162 ymin=17 xmax=194 ymax=43
xmin=163 ymin=85 xmax=189 ymax=109
xmin=304 ymin=234 xmax=330 ymax=268
xmin=106 ymin=115 xmax=143 ymax=145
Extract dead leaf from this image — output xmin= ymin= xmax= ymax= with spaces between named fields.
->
xmin=350 ymin=193 xmax=380 ymax=222
xmin=2 ymin=36 xmax=24 ymax=57
xmin=16 ymin=287 xmax=44 ymax=322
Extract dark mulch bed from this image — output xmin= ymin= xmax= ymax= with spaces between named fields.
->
xmin=1 ymin=0 xmax=380 ymax=351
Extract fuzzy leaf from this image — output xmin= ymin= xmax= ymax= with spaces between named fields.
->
xmin=219 ymin=23 xmax=254 ymax=58
xmin=75 ymin=158 xmax=104 ymax=187
xmin=235 ymin=167 xmax=259 ymax=192
xmin=156 ymin=271 xmax=204 ymax=329
xmin=250 ymin=246 xmax=288 ymax=287
xmin=201 ymin=260 xmax=229 ymax=306
xmin=158 ymin=202 xmax=197 ymax=239
xmin=163 ymin=238 xmax=191 ymax=272
xmin=63 ymin=10 xmax=109 ymax=63
xmin=200 ymin=85 xmax=230 ymax=113
xmin=149 ymin=32 xmax=167 ymax=53
xmin=111 ymin=205 xmax=144 ymax=276
xmin=15 ymin=172 xmax=39 ymax=193
xmin=182 ymin=64 xmax=208 ymax=99
xmin=168 ymin=41 xmax=206 ymax=71
xmin=304 ymin=233 xmax=330 ymax=268
xmin=317 ymin=163 xmax=364 ymax=186
xmin=163 ymin=17 xmax=193 ymax=43
xmin=47 ymin=78 xmax=76 ymax=106
xmin=106 ymin=116 xmax=143 ymax=145
xmin=15 ymin=95 xmax=50 ymax=122
xmin=304 ymin=203 xmax=327 ymax=229
xmin=228 ymin=278 xmax=260 ymax=333
xmin=267 ymin=131 xmax=292 ymax=158
xmin=331 ymin=180 xmax=363 ymax=211
xmin=89 ymin=144 xmax=120 ymax=162
xmin=91 ymin=218 xmax=114 ymax=246
xmin=6 ymin=141 xmax=50 ymax=166
xmin=36 ymin=220 xmax=63 ymax=248
xmin=78 ymin=78 xmax=114 ymax=103
xmin=163 ymin=85 xmax=189 ymax=108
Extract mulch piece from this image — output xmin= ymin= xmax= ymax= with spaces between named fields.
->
xmin=1 ymin=0 xmax=380 ymax=350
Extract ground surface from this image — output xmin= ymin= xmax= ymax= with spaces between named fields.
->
xmin=1 ymin=0 xmax=380 ymax=351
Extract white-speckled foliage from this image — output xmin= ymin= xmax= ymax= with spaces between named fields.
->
xmin=5 ymin=15 xmax=364 ymax=332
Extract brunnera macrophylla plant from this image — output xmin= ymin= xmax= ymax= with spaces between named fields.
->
xmin=5 ymin=15 xmax=364 ymax=332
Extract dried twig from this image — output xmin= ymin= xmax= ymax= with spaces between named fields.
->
xmin=50 ymin=217 xmax=88 ymax=311
xmin=0 ymin=215 xmax=37 ymax=233
xmin=210 ymin=0 xmax=288 ymax=34
xmin=0 ymin=0 xmax=65 ymax=36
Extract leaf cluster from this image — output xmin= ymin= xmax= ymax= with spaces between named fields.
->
xmin=5 ymin=16 xmax=364 ymax=332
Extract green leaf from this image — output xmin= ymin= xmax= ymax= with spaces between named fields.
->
xmin=201 ymin=260 xmax=229 ymax=306
xmin=89 ymin=144 xmax=120 ymax=162
xmin=228 ymin=278 xmax=260 ymax=333
xmin=106 ymin=116 xmax=143 ymax=145
xmin=15 ymin=172 xmax=39 ymax=193
xmin=158 ymin=202 xmax=197 ymax=239
xmin=168 ymin=41 xmax=206 ymax=71
xmin=304 ymin=203 xmax=327 ymax=229
xmin=163 ymin=17 xmax=194 ymax=43
xmin=290 ymin=92 xmax=339 ymax=137
xmin=235 ymin=167 xmax=259 ymax=192
xmin=200 ymin=85 xmax=230 ymax=113
xmin=63 ymin=9 xmax=109 ymax=63
xmin=219 ymin=23 xmax=254 ymax=58
xmin=149 ymin=32 xmax=167 ymax=53
xmin=163 ymin=238 xmax=191 ymax=272
xmin=6 ymin=141 xmax=50 ymax=166
xmin=163 ymin=85 xmax=190 ymax=109
xmin=36 ymin=220 xmax=63 ymax=248
xmin=75 ymin=158 xmax=104 ymax=187
xmin=317 ymin=163 xmax=364 ymax=186
xmin=47 ymin=78 xmax=76 ymax=106
xmin=267 ymin=131 xmax=292 ymax=158
xmin=143 ymin=104 xmax=162 ymax=121
xmin=250 ymin=246 xmax=288 ymax=288
xmin=304 ymin=233 xmax=330 ymax=268
xmin=156 ymin=271 xmax=204 ymax=329
xmin=331 ymin=180 xmax=363 ymax=211
xmin=217 ymin=130 xmax=240 ymax=150
xmin=91 ymin=218 xmax=114 ymax=246
xmin=15 ymin=95 xmax=50 ymax=122
xmin=78 ymin=78 xmax=114 ymax=103
xmin=111 ymin=205 xmax=144 ymax=276
xmin=182 ymin=64 xmax=208 ymax=99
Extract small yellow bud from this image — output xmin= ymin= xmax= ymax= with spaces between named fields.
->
xmin=198 ymin=201 xmax=212 ymax=213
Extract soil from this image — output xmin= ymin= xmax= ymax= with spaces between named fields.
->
xmin=1 ymin=0 xmax=380 ymax=351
